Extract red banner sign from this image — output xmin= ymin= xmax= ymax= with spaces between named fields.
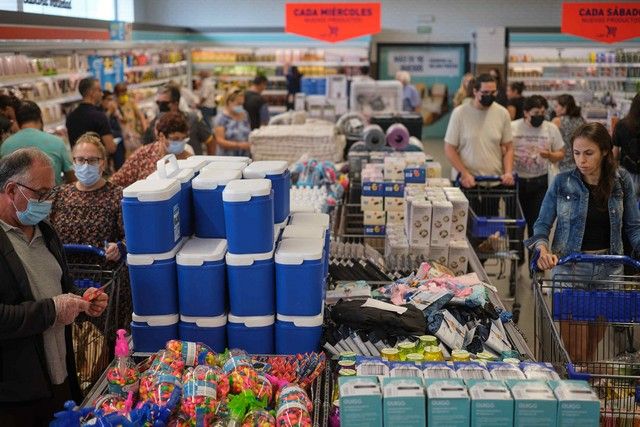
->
xmin=561 ymin=2 xmax=640 ymax=43
xmin=285 ymin=2 xmax=381 ymax=43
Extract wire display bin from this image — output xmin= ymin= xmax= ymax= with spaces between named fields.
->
xmin=533 ymin=253 xmax=640 ymax=425
xmin=461 ymin=177 xmax=526 ymax=323
xmin=64 ymin=244 xmax=128 ymax=395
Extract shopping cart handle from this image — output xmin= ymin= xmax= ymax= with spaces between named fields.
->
xmin=566 ymin=363 xmax=591 ymax=381
xmin=63 ymin=244 xmax=106 ymax=258
xmin=474 ymin=175 xmax=504 ymax=182
xmin=530 ymin=249 xmax=640 ymax=272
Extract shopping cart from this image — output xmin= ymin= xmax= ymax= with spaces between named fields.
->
xmin=459 ymin=176 xmax=526 ymax=323
xmin=532 ymin=252 xmax=640 ymax=425
xmin=64 ymin=244 xmax=128 ymax=395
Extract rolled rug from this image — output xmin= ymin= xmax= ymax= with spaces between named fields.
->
xmin=386 ymin=122 xmax=410 ymax=150
xmin=362 ymin=124 xmax=386 ymax=151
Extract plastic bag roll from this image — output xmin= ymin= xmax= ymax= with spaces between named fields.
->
xmin=363 ymin=124 xmax=386 ymax=150
xmin=386 ymin=123 xmax=410 ymax=150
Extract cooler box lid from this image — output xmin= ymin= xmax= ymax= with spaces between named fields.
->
xmin=123 ymin=178 xmax=181 ymax=202
xmin=225 ymin=249 xmax=274 ymax=266
xmin=192 ymin=169 xmax=242 ymax=190
xmin=275 ymin=238 xmax=323 ymax=264
xmin=243 ymin=160 xmax=288 ymax=179
xmin=177 ymin=237 xmax=228 ymax=265
xmin=281 ymin=224 xmax=325 ymax=240
xmin=223 ymin=179 xmax=271 ymax=202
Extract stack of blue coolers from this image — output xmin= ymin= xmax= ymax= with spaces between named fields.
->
xmin=123 ymin=155 xmax=328 ymax=354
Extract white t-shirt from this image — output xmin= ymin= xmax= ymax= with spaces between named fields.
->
xmin=199 ymin=77 xmax=217 ymax=109
xmin=444 ymin=102 xmax=512 ymax=177
xmin=511 ymin=119 xmax=564 ymax=178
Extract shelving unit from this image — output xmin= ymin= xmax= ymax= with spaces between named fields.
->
xmin=0 ymin=71 xmax=92 ymax=87
xmin=127 ymin=75 xmax=188 ymax=90
xmin=124 ymin=60 xmax=187 ymax=73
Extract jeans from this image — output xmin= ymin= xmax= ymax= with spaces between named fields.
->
xmin=519 ymin=175 xmax=548 ymax=239
xmin=552 ymin=260 xmax=623 ymax=288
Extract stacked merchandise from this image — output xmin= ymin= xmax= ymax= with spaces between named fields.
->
xmin=334 ymin=353 xmax=600 ymax=427
xmin=249 ymin=122 xmax=346 ymax=163
xmin=122 ymin=155 xmax=329 ymax=356
xmin=52 ymin=338 xmax=327 ymax=426
xmin=290 ymin=158 xmax=348 ymax=214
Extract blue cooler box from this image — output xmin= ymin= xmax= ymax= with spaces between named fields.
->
xmin=227 ymin=314 xmax=274 ymax=354
xmin=131 ymin=313 xmax=179 ymax=353
xmin=128 ymin=239 xmax=184 ymax=316
xmin=192 ymin=169 xmax=242 ymax=238
xmin=223 ymin=179 xmax=274 ymax=254
xmin=151 ymin=155 xmax=195 ymax=238
xmin=275 ymin=311 xmax=323 ymax=354
xmin=202 ymin=161 xmax=247 ymax=174
xmin=177 ymin=237 xmax=227 ymax=317
xmin=275 ymin=238 xmax=324 ymax=316
xmin=289 ymin=213 xmax=331 ymax=280
xmin=191 ymin=155 xmax=251 ymax=167
xmin=226 ymin=249 xmax=275 ymax=316
xmin=122 ymin=178 xmax=182 ymax=254
xmin=243 ymin=161 xmax=291 ymax=224
xmin=179 ymin=314 xmax=227 ymax=353
xmin=281 ymin=224 xmax=326 ymax=278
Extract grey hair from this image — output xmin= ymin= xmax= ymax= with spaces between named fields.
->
xmin=0 ymin=148 xmax=52 ymax=191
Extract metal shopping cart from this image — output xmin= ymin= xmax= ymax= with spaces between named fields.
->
xmin=64 ymin=244 xmax=128 ymax=395
xmin=460 ymin=176 xmax=526 ymax=323
xmin=533 ymin=253 xmax=640 ymax=425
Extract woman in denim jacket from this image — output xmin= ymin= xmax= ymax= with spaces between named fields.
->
xmin=527 ymin=122 xmax=640 ymax=361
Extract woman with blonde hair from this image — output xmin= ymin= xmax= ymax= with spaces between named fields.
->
xmin=213 ymin=87 xmax=251 ymax=157
xmin=453 ymin=72 xmax=474 ymax=107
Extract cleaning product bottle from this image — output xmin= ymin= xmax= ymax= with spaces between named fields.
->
xmin=106 ymin=329 xmax=139 ymax=396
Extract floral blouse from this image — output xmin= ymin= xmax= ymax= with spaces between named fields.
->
xmin=109 ymin=142 xmax=163 ymax=188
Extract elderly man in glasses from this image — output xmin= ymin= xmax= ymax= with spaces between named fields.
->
xmin=0 ymin=148 xmax=108 ymax=425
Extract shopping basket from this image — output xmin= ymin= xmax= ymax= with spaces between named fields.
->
xmin=459 ymin=175 xmax=526 ymax=322
xmin=64 ymin=244 xmax=128 ymax=395
xmin=532 ymin=252 xmax=640 ymax=425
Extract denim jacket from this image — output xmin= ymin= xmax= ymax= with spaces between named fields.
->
xmin=525 ymin=167 xmax=640 ymax=257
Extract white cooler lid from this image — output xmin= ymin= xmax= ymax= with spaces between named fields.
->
xmin=225 ymin=248 xmax=274 ymax=266
xmin=181 ymin=314 xmax=227 ymax=327
xmin=275 ymin=238 xmax=323 ymax=265
xmin=228 ymin=313 xmax=274 ymax=327
xmin=177 ymin=237 xmax=227 ymax=265
xmin=222 ymin=179 xmax=271 ymax=202
xmin=127 ymin=238 xmax=186 ymax=265
xmin=192 ymin=169 xmax=242 ymax=190
xmin=177 ymin=157 xmax=209 ymax=172
xmin=281 ymin=224 xmax=325 ymax=240
xmin=123 ymin=178 xmax=181 ymax=202
xmin=277 ymin=312 xmax=323 ymax=327
xmin=148 ymin=168 xmax=194 ymax=184
xmin=132 ymin=312 xmax=179 ymax=326
xmin=191 ymin=155 xmax=251 ymax=166
xmin=243 ymin=160 xmax=288 ymax=179
xmin=289 ymin=212 xmax=330 ymax=230
xmin=202 ymin=162 xmax=246 ymax=173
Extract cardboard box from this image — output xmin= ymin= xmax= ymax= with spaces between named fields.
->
xmin=507 ymin=380 xmax=558 ymax=427
xmin=362 ymin=181 xmax=384 ymax=211
xmin=426 ymin=378 xmax=470 ymax=427
xmin=387 ymin=210 xmax=405 ymax=223
xmin=426 ymin=161 xmax=442 ymax=178
xmin=384 ymin=196 xmax=405 ymax=212
xmin=383 ymin=377 xmax=425 ymax=427
xmin=448 ymin=240 xmax=470 ymax=276
xmin=467 ymin=380 xmax=514 ymax=427
xmin=549 ymin=380 xmax=599 ymax=427
xmin=404 ymin=166 xmax=426 ymax=184
xmin=448 ymin=196 xmax=469 ymax=241
xmin=364 ymin=225 xmax=386 ymax=236
xmin=339 ymin=376 xmax=383 ymax=427
xmin=384 ymin=157 xmax=406 ymax=182
xmin=430 ymin=200 xmax=453 ymax=247
xmin=430 ymin=245 xmax=449 ymax=266
xmin=409 ymin=200 xmax=432 ymax=246
xmin=364 ymin=210 xmax=386 ymax=226
xmin=410 ymin=244 xmax=430 ymax=259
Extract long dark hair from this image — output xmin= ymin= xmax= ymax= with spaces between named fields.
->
xmin=571 ymin=122 xmax=617 ymax=205
xmin=557 ymin=94 xmax=582 ymax=118
xmin=620 ymin=93 xmax=640 ymax=135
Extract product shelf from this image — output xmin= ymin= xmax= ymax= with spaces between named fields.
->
xmin=36 ymin=93 xmax=82 ymax=106
xmin=510 ymin=62 xmax=640 ymax=68
xmin=193 ymin=61 xmax=368 ymax=67
xmin=127 ymin=75 xmax=187 ymax=90
xmin=0 ymin=70 xmax=92 ymax=87
xmin=124 ymin=60 xmax=187 ymax=73
xmin=514 ymin=76 xmax=640 ymax=82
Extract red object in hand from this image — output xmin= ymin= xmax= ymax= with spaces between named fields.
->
xmin=83 ymin=284 xmax=108 ymax=302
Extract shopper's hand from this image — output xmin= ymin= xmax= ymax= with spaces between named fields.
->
xmin=82 ymin=287 xmax=109 ymax=317
xmin=237 ymin=142 xmax=251 ymax=151
xmin=105 ymin=242 xmax=120 ymax=262
xmin=52 ymin=293 xmax=90 ymax=326
xmin=539 ymin=149 xmax=551 ymax=159
xmin=460 ymin=173 xmax=476 ymax=188
xmin=501 ymin=173 xmax=515 ymax=186
xmin=536 ymin=247 xmax=558 ymax=271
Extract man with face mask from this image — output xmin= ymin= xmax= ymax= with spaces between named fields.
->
xmin=65 ymin=78 xmax=116 ymax=155
xmin=445 ymin=73 xmax=514 ymax=188
xmin=0 ymin=148 xmax=108 ymax=425
xmin=142 ymin=84 xmax=214 ymax=155
xmin=511 ymin=95 xmax=565 ymax=239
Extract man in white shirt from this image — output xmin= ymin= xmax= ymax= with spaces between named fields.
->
xmin=512 ymin=95 xmax=565 ymax=237
xmin=444 ymin=73 xmax=514 ymax=188
xmin=197 ymin=70 xmax=217 ymax=127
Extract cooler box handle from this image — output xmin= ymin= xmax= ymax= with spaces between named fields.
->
xmin=156 ymin=154 xmax=179 ymax=179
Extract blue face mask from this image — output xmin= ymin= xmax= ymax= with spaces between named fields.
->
xmin=167 ymin=138 xmax=188 ymax=154
xmin=13 ymin=187 xmax=52 ymax=226
xmin=74 ymin=163 xmax=101 ymax=186
xmin=233 ymin=105 xmax=244 ymax=114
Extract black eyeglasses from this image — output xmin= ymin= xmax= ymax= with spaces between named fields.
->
xmin=73 ymin=156 xmax=103 ymax=166
xmin=14 ymin=182 xmax=58 ymax=202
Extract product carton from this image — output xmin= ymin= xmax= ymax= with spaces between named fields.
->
xmin=404 ymin=166 xmax=426 ymax=184
xmin=549 ymin=380 xmax=599 ymax=427
xmin=361 ymin=181 xmax=384 ymax=212
xmin=506 ymin=380 xmax=558 ymax=427
xmin=410 ymin=244 xmax=430 ymax=260
xmin=364 ymin=225 xmax=386 ymax=236
xmin=429 ymin=245 xmax=449 ymax=266
xmin=382 ymin=377 xmax=426 ymax=427
xmin=339 ymin=376 xmax=383 ymax=427
xmin=448 ymin=195 xmax=469 ymax=241
xmin=448 ymin=240 xmax=470 ymax=276
xmin=409 ymin=199 xmax=432 ymax=246
xmin=467 ymin=379 xmax=514 ymax=427
xmin=426 ymin=161 xmax=442 ymax=178
xmin=384 ymin=182 xmax=405 ymax=212
xmin=363 ymin=210 xmax=386 ymax=226
xmin=386 ymin=210 xmax=405 ymax=223
xmin=430 ymin=200 xmax=453 ymax=247
xmin=425 ymin=378 xmax=470 ymax=427
xmin=383 ymin=157 xmax=406 ymax=182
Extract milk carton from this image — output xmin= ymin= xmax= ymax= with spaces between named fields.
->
xmin=382 ymin=377 xmax=426 ymax=427
xmin=467 ymin=379 xmax=514 ymax=427
xmin=430 ymin=200 xmax=453 ymax=247
xmin=425 ymin=378 xmax=470 ymax=427
xmin=339 ymin=376 xmax=383 ymax=427
xmin=448 ymin=240 xmax=470 ymax=276
xmin=507 ymin=380 xmax=558 ymax=427
xmin=409 ymin=200 xmax=432 ymax=246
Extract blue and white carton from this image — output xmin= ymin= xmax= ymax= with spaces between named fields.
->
xmin=549 ymin=380 xmax=599 ymax=427
xmin=382 ymin=377 xmax=425 ymax=427
xmin=507 ymin=380 xmax=558 ymax=427
xmin=339 ymin=376 xmax=382 ymax=427
xmin=467 ymin=379 xmax=514 ymax=427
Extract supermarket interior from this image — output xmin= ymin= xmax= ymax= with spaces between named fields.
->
xmin=1 ymin=0 xmax=640 ymax=426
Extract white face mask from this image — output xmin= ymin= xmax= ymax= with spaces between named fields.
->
xmin=232 ymin=105 xmax=243 ymax=114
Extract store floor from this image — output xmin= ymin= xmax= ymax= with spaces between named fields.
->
xmin=422 ymin=138 xmax=537 ymax=349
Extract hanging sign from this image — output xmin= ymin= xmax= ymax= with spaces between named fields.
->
xmin=561 ymin=2 xmax=640 ymax=43
xmin=387 ymin=49 xmax=460 ymax=77
xmin=285 ymin=2 xmax=381 ymax=43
